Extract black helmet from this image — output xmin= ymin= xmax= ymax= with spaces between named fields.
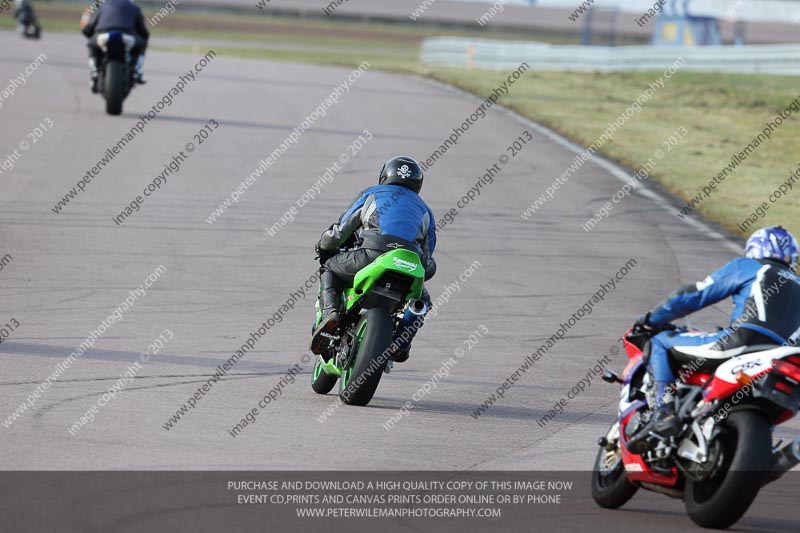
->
xmin=378 ymin=156 xmax=423 ymax=193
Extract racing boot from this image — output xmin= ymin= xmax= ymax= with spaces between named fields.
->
xmin=88 ymin=58 xmax=100 ymax=94
xmin=626 ymin=381 xmax=682 ymax=454
xmin=134 ymin=55 xmax=146 ymax=84
xmin=391 ymin=348 xmax=410 ymax=363
xmin=309 ymin=270 xmax=342 ymax=355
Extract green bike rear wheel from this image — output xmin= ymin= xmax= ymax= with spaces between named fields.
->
xmin=339 ymin=308 xmax=393 ymax=406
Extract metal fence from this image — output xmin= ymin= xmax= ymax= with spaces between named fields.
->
xmin=421 ymin=37 xmax=800 ymax=75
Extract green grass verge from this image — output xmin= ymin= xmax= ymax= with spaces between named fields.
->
xmin=424 ymin=69 xmax=800 ymax=240
xmin=170 ymin=46 xmax=421 ymax=72
xmin=14 ymin=2 xmax=798 ymax=239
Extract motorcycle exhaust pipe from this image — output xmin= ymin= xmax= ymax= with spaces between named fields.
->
xmin=404 ymin=299 xmax=428 ymax=319
xmin=767 ymin=438 xmax=800 ymax=484
xmin=393 ymin=300 xmax=428 ymax=351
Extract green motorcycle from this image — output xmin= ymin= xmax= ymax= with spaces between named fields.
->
xmin=311 ymin=248 xmax=427 ymax=406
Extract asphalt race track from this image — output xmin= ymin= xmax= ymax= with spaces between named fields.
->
xmin=0 ymin=31 xmax=798 ymax=530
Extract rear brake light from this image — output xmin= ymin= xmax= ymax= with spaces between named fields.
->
xmin=772 ymin=358 xmax=800 ymax=383
xmin=775 ymin=381 xmax=794 ymax=395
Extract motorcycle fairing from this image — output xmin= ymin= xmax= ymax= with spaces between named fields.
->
xmin=703 ymin=346 xmax=800 ymax=401
xmin=345 ymin=249 xmax=424 ymax=312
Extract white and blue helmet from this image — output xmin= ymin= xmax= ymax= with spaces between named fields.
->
xmin=745 ymin=226 xmax=798 ymax=267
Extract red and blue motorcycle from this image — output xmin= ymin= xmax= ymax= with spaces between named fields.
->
xmin=592 ymin=325 xmax=800 ymax=529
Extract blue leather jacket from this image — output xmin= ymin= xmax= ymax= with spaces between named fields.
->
xmin=319 ymin=184 xmax=436 ymax=278
xmin=649 ymin=257 xmax=800 ymax=345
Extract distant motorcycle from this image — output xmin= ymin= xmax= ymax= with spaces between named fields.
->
xmin=94 ymin=31 xmax=137 ymax=116
xmin=591 ymin=325 xmax=800 ymax=529
xmin=14 ymin=0 xmax=41 ymax=39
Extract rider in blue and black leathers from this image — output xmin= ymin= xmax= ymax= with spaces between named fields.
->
xmin=82 ymin=0 xmax=149 ymax=90
xmin=310 ymin=156 xmax=436 ymax=360
xmin=628 ymin=226 xmax=800 ymax=453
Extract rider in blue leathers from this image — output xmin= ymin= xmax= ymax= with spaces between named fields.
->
xmin=310 ymin=156 xmax=436 ymax=361
xmin=82 ymin=0 xmax=149 ymax=91
xmin=628 ymin=226 xmax=800 ymax=453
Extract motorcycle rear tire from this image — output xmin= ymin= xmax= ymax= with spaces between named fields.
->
xmin=684 ymin=411 xmax=771 ymax=529
xmin=105 ymin=60 xmax=126 ymax=116
xmin=339 ymin=307 xmax=392 ymax=406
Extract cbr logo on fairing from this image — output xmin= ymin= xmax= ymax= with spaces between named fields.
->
xmin=392 ymin=257 xmax=417 ymax=272
xmin=731 ymin=360 xmax=761 ymax=375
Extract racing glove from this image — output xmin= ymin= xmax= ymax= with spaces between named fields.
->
xmin=315 ymin=242 xmax=336 ymax=265
xmin=632 ymin=312 xmax=655 ymax=334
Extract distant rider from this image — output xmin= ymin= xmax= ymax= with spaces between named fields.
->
xmin=627 ymin=226 xmax=800 ymax=453
xmin=82 ymin=0 xmax=149 ymax=92
xmin=310 ymin=156 xmax=437 ymax=362
xmin=14 ymin=0 xmax=41 ymax=39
